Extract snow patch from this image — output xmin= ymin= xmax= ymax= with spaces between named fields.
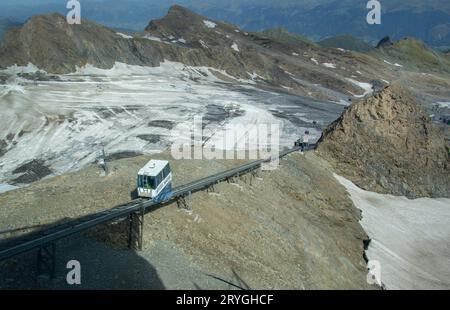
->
xmin=203 ymin=20 xmax=217 ymax=29
xmin=384 ymin=60 xmax=403 ymax=67
xmin=231 ymin=43 xmax=240 ymax=52
xmin=3 ymin=63 xmax=43 ymax=75
xmin=284 ymin=70 xmax=295 ymax=77
xmin=346 ymin=78 xmax=373 ymax=97
xmin=116 ymin=32 xmax=133 ymax=39
xmin=292 ymin=52 xmax=299 ymax=56
xmin=311 ymin=58 xmax=319 ymax=65
xmin=247 ymin=72 xmax=264 ymax=81
xmin=322 ymin=63 xmax=336 ymax=69
xmin=435 ymin=102 xmax=450 ymax=109
xmin=143 ymin=35 xmax=162 ymax=42
xmin=0 ymin=184 xmax=18 ymax=194
xmin=335 ymin=174 xmax=450 ymax=290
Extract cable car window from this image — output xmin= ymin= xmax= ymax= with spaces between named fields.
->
xmin=156 ymin=172 xmax=162 ymax=186
xmin=148 ymin=176 xmax=156 ymax=189
xmin=138 ymin=175 xmax=156 ymax=190
xmin=163 ymin=165 xmax=171 ymax=178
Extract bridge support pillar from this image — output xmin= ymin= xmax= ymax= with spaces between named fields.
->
xmin=206 ymin=183 xmax=217 ymax=193
xmin=128 ymin=208 xmax=144 ymax=251
xmin=37 ymin=243 xmax=56 ymax=279
xmin=177 ymin=195 xmax=192 ymax=211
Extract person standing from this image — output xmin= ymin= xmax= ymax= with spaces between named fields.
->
xmin=302 ymin=130 xmax=310 ymax=152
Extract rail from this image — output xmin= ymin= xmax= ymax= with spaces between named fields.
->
xmin=0 ymin=145 xmax=313 ymax=261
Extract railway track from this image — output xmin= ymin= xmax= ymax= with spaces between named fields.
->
xmin=0 ymin=145 xmax=313 ymax=262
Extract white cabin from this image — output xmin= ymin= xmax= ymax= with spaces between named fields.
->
xmin=137 ymin=160 xmax=172 ymax=199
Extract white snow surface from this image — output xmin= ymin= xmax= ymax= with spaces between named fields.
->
xmin=322 ymin=63 xmax=336 ymax=69
xmin=143 ymin=35 xmax=162 ymax=42
xmin=0 ymin=184 xmax=18 ymax=194
xmin=384 ymin=60 xmax=403 ymax=67
xmin=435 ymin=102 xmax=450 ymax=109
xmin=0 ymin=61 xmax=313 ymax=183
xmin=335 ymin=174 xmax=450 ymax=290
xmin=116 ymin=32 xmax=133 ymax=39
xmin=231 ymin=43 xmax=240 ymax=52
xmin=346 ymin=78 xmax=373 ymax=97
xmin=203 ymin=20 xmax=217 ymax=29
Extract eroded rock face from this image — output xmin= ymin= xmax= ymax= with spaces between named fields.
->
xmin=317 ymin=84 xmax=450 ymax=198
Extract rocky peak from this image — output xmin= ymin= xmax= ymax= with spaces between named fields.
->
xmin=0 ymin=13 xmax=164 ymax=73
xmin=376 ymin=36 xmax=393 ymax=48
xmin=145 ymin=5 xmax=231 ymax=49
xmin=146 ymin=5 xmax=205 ymax=32
xmin=317 ymin=84 xmax=450 ymax=198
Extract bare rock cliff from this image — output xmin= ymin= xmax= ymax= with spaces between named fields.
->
xmin=317 ymin=84 xmax=450 ymax=198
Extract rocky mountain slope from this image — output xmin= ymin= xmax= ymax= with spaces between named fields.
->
xmin=0 ymin=6 xmax=396 ymax=101
xmin=259 ymin=27 xmax=316 ymax=49
xmin=317 ymin=84 xmax=450 ymax=199
xmin=0 ymin=13 xmax=165 ymax=74
xmin=0 ymin=151 xmax=374 ymax=289
xmin=3 ymin=0 xmax=450 ymax=48
xmin=373 ymin=37 xmax=450 ymax=74
xmin=318 ymin=35 xmax=374 ymax=53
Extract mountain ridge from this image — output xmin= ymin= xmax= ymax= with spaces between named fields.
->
xmin=318 ymin=35 xmax=373 ymax=53
xmin=0 ymin=13 xmax=165 ymax=73
xmin=1 ymin=6 xmax=392 ymax=102
xmin=1 ymin=0 xmax=450 ymax=47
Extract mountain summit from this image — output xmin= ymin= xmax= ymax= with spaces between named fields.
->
xmin=317 ymin=84 xmax=450 ymax=198
xmin=0 ymin=13 xmax=164 ymax=73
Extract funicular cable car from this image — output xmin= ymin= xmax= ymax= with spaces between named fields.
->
xmin=137 ymin=160 xmax=173 ymax=203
